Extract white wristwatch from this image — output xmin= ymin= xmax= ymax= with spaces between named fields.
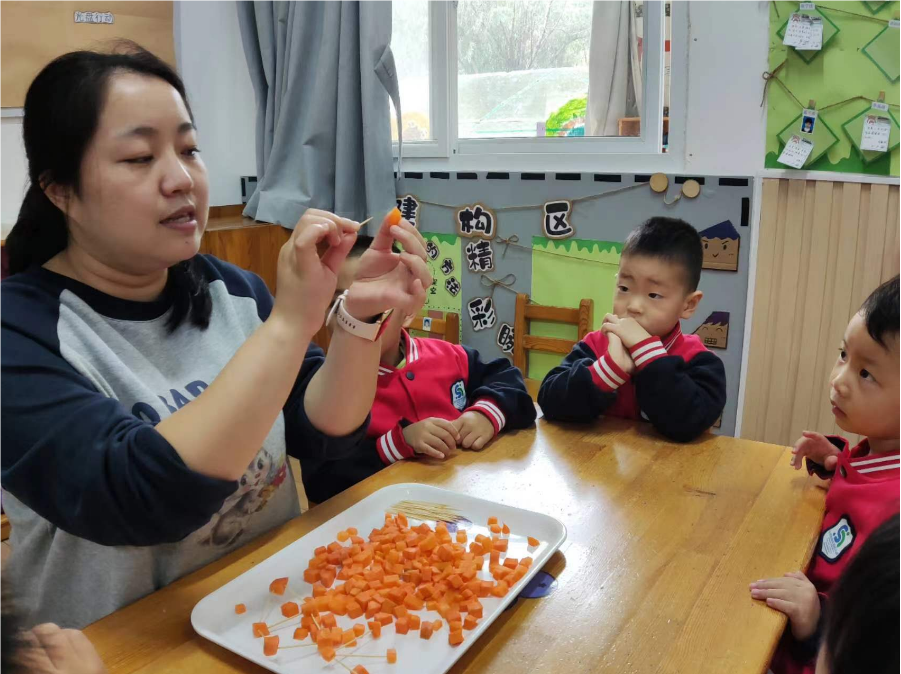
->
xmin=326 ymin=291 xmax=394 ymax=341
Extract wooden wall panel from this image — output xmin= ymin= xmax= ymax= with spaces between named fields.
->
xmin=742 ymin=179 xmax=899 ymax=447
xmin=199 ymin=224 xmax=290 ymax=295
xmin=1 ymin=2 xmax=175 ymax=108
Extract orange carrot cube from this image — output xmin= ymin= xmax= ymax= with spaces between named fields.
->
xmin=252 ymin=622 xmax=269 ymax=638
xmin=234 ymin=604 xmax=246 ymax=614
xmin=269 ymin=577 xmax=288 ymax=595
xmin=281 ymin=601 xmax=299 ymax=618
xmin=387 ymin=647 xmax=398 ymax=663
xmin=263 ymin=635 xmax=279 ymax=656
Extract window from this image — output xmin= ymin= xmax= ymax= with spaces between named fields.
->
xmin=390 ymin=1 xmax=677 ymax=159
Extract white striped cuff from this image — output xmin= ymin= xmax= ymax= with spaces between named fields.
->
xmin=629 ymin=337 xmax=668 ymax=370
xmin=376 ymin=426 xmax=412 ymax=465
xmin=469 ymin=399 xmax=506 ymax=434
xmin=590 ymin=355 xmax=629 ymax=392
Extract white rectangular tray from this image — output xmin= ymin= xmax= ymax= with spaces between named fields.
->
xmin=192 ymin=483 xmax=566 ymax=674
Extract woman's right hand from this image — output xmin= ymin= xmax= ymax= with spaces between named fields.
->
xmin=270 ymin=209 xmax=359 ymax=337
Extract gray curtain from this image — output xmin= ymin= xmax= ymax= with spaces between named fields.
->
xmin=586 ymin=1 xmax=641 ymax=137
xmin=237 ymin=1 xmax=399 ymax=227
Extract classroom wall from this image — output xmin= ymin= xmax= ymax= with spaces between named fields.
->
xmin=0 ymin=0 xmax=256 ymax=237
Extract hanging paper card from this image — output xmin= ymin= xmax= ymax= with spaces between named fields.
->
xmin=777 ymin=134 xmax=815 ymax=168
xmin=395 ymin=194 xmax=420 ymax=229
xmin=444 ymin=277 xmax=461 ymax=297
xmin=841 ymin=107 xmax=900 ymax=164
xmin=426 ymin=241 xmax=439 ymax=260
xmin=496 ymin=323 xmax=515 ymax=354
xmin=456 ymin=204 xmax=496 ymax=239
xmin=860 ymin=114 xmax=891 ymax=152
xmin=862 ymin=23 xmax=901 ymax=83
xmin=440 ymin=258 xmax=455 ymax=275
xmin=465 ymin=240 xmax=495 ymax=273
xmin=800 ymin=109 xmax=817 ymax=134
xmin=783 ymin=13 xmax=812 ymax=47
xmin=467 ymin=297 xmax=497 ymax=331
xmin=542 ymin=200 xmax=574 ymax=239
xmin=776 ymin=9 xmax=839 ymax=63
xmin=777 ymin=113 xmax=838 ymax=165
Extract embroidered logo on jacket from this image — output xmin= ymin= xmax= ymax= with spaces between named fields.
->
xmin=819 ymin=515 xmax=855 ymax=563
xmin=450 ymin=380 xmax=467 ymax=411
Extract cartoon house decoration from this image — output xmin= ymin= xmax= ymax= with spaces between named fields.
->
xmin=699 ymin=220 xmax=740 ymax=271
xmin=694 ymin=311 xmax=730 ymax=349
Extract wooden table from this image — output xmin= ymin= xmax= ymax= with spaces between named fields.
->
xmin=84 ymin=418 xmax=826 ymax=674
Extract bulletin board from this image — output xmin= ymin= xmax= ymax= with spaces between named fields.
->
xmin=765 ymin=1 xmax=900 ymax=176
xmin=394 ymin=172 xmax=753 ymax=437
xmin=1 ymin=1 xmax=175 ymax=108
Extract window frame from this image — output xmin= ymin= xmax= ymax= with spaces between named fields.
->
xmin=392 ymin=0 xmax=686 ymax=167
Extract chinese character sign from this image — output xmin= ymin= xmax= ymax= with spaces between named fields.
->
xmin=396 ymin=194 xmax=420 ymax=228
xmin=496 ymin=323 xmax=515 ymax=354
xmin=465 ymin=240 xmax=495 ymax=273
xmin=467 ymin=297 xmax=497 ymax=331
xmin=445 ymin=277 xmax=461 ymax=297
xmin=543 ymin=200 xmax=574 ymax=239
xmin=441 ymin=258 xmax=455 ymax=276
xmin=426 ymin=242 xmax=440 ymax=260
xmin=456 ymin=204 xmax=496 ymax=240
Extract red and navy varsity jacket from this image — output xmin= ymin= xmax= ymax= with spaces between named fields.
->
xmin=771 ymin=437 xmax=900 ymax=674
xmin=300 ymin=331 xmax=536 ymax=502
xmin=538 ymin=323 xmax=726 ymax=442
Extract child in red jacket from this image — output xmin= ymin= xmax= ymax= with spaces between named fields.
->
xmin=300 ymin=236 xmax=536 ymax=502
xmin=750 ymin=276 xmax=899 ymax=674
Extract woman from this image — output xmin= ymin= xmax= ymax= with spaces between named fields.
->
xmin=0 ymin=44 xmax=429 ymax=629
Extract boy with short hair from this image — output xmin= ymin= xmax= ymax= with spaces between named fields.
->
xmin=538 ymin=217 xmax=726 ymax=442
xmin=300 ymin=236 xmax=536 ymax=502
xmin=750 ymin=275 xmax=900 ymax=674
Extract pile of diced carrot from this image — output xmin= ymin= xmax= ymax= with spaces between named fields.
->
xmin=242 ymin=514 xmax=538 ymax=664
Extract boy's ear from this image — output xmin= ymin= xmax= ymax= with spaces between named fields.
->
xmin=680 ymin=290 xmax=703 ymax=320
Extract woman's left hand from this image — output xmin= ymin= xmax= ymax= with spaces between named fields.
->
xmin=344 ymin=210 xmax=432 ymax=320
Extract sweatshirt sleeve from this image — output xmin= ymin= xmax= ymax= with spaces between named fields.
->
xmin=460 ymin=346 xmax=537 ymax=435
xmin=204 ymin=257 xmax=372 ymax=462
xmin=538 ymin=333 xmax=626 ymax=422
xmin=630 ymin=338 xmax=727 ymax=442
xmin=0 ymin=316 xmax=237 ymax=547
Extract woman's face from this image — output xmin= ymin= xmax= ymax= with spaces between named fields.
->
xmin=62 ymin=72 xmax=209 ymax=273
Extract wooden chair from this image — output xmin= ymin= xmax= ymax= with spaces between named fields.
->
xmin=513 ymin=293 xmax=594 ymax=399
xmin=311 ymin=312 xmax=461 ymax=353
xmin=407 ymin=313 xmax=460 ymax=344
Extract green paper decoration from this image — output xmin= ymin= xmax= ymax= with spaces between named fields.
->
xmin=777 ymin=113 xmax=840 ymax=167
xmin=861 ymin=1 xmax=890 ymax=14
xmin=862 ymin=25 xmax=901 ymax=83
xmin=841 ymin=107 xmax=901 ymax=164
xmin=776 ymin=7 xmax=841 ymax=64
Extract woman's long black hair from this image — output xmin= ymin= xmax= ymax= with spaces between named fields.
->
xmin=5 ymin=42 xmax=211 ymax=331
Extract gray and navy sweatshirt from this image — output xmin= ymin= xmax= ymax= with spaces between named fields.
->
xmin=538 ymin=324 xmax=726 ymax=442
xmin=0 ymin=256 xmax=367 ymax=629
